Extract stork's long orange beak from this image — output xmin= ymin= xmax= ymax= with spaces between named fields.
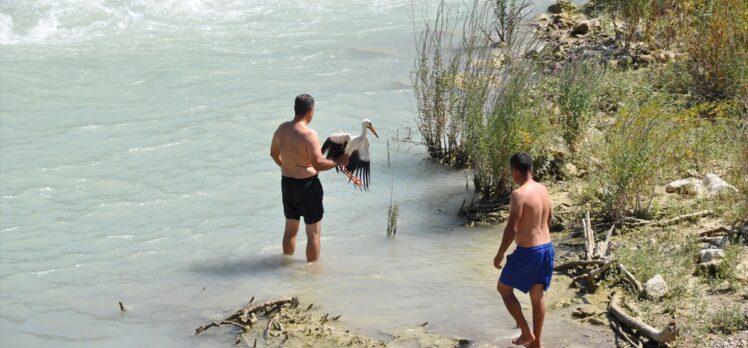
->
xmin=368 ymin=125 xmax=379 ymax=138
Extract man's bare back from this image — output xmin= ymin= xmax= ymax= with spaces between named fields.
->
xmin=494 ymin=152 xmax=554 ymax=348
xmin=271 ymin=121 xmax=321 ymax=179
xmin=269 ymin=94 xmax=346 ymax=262
xmin=510 ymin=181 xmax=551 ymax=247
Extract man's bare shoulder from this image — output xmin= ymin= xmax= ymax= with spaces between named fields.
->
xmin=275 ymin=121 xmax=291 ymax=134
xmin=510 ymin=188 xmax=525 ymax=202
xmin=532 ymin=181 xmax=550 ymax=195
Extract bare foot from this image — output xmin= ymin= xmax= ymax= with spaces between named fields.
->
xmin=511 ymin=332 xmax=535 ymax=346
xmin=527 ymin=342 xmax=542 ymax=348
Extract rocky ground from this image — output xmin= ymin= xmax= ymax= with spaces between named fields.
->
xmin=517 ymin=2 xmax=748 ymax=346
xmin=527 ymin=1 xmax=681 ymax=71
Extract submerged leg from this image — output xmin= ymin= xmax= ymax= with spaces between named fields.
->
xmin=283 ymin=219 xmax=300 ymax=255
xmin=305 ymin=221 xmax=321 ymax=262
xmin=498 ymin=282 xmax=535 ymax=346
xmin=528 ymin=284 xmax=545 ymax=348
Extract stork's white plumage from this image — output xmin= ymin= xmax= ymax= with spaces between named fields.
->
xmin=321 ymin=119 xmax=378 ymax=191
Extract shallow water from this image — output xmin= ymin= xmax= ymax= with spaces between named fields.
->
xmin=0 ymin=1 xmax=592 ymax=347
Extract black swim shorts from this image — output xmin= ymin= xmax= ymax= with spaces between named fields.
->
xmin=281 ymin=175 xmax=324 ymax=224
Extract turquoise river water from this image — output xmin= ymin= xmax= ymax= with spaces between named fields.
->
xmin=0 ymin=1 xmax=602 ymax=347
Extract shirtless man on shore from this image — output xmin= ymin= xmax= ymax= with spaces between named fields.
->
xmin=270 ymin=94 xmax=348 ymax=262
xmin=493 ymin=152 xmax=554 ymax=348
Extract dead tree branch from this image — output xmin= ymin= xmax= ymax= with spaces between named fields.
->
xmin=555 ymin=259 xmax=608 ymax=271
xmin=616 ymin=264 xmax=643 ymax=294
xmin=608 ymin=292 xmax=678 ymax=343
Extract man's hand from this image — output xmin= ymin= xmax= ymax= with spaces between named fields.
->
xmin=336 ymin=154 xmax=350 ymax=166
xmin=494 ymin=252 xmax=504 ymax=270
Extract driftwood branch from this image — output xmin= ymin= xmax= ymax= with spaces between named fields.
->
xmin=196 ymin=297 xmax=298 ymax=336
xmin=624 ymin=210 xmax=713 ymax=228
xmin=583 ymin=212 xmax=596 ymax=261
xmin=616 ymin=263 xmax=643 ymax=294
xmin=226 ymin=297 xmax=298 ymax=323
xmin=699 ymin=226 xmax=730 ymax=237
xmin=653 ymin=210 xmax=712 ymax=227
xmin=555 ymin=259 xmax=608 ymax=271
xmin=572 ymin=260 xmax=617 ymax=284
xmin=608 ymin=292 xmax=678 ymax=343
xmin=609 ymin=317 xmax=642 ymax=348
xmin=597 ymin=225 xmax=615 ymax=257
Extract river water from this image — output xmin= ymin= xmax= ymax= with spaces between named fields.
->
xmin=0 ymin=1 xmax=598 ymax=347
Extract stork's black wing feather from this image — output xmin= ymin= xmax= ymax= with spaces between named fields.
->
xmin=321 ymin=138 xmax=347 ymax=173
xmin=346 ymin=150 xmax=370 ymax=191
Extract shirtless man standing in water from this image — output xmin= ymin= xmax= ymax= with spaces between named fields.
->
xmin=494 ymin=152 xmax=554 ymax=348
xmin=270 ymin=94 xmax=348 ymax=262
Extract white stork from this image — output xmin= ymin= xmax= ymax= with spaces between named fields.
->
xmin=321 ymin=119 xmax=379 ymax=191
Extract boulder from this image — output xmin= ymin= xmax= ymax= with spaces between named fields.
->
xmin=564 ymin=162 xmax=579 ymax=177
xmin=571 ymin=22 xmax=590 ymax=36
xmin=553 ymin=14 xmax=575 ymax=29
xmin=635 ymin=54 xmax=655 ymax=66
xmin=643 ymin=274 xmax=668 ymax=300
xmin=665 ymin=178 xmax=703 ymax=196
xmin=703 ymin=173 xmax=738 ymax=197
xmin=548 ymin=1 xmax=577 ymax=14
xmin=699 ymin=248 xmax=725 ymax=263
xmin=548 ymin=3 xmax=564 ymax=14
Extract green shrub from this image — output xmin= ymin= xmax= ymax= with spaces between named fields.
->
xmin=590 ymin=101 xmax=687 ymax=220
xmin=490 ymin=0 xmax=533 ymax=47
xmin=469 ymin=63 xmax=554 ymax=197
xmin=596 ymin=0 xmax=653 ymax=47
xmin=414 ymin=0 xmax=550 ymax=199
xmin=707 ymin=307 xmax=748 ymax=334
xmin=556 ymin=61 xmax=604 ymax=152
xmin=684 ymin=0 xmax=748 ymax=101
xmin=413 ymin=1 xmax=500 ymax=167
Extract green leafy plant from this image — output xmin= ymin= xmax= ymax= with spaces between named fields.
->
xmin=556 ymin=61 xmax=604 ymax=152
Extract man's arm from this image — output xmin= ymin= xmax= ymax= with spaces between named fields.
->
xmin=270 ymin=131 xmax=283 ymax=167
xmin=494 ymin=191 xmax=523 ymax=269
xmin=307 ymin=131 xmax=343 ymax=171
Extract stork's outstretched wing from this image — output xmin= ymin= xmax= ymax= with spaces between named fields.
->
xmin=346 ymin=137 xmax=370 ymax=191
xmin=321 ymin=133 xmax=351 ymax=172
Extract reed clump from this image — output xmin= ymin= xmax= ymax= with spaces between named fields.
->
xmin=414 ymin=0 xmax=552 ymax=199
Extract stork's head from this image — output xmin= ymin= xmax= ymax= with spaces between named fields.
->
xmin=362 ymin=119 xmax=379 ymax=138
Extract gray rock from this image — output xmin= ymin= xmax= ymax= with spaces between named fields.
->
xmin=636 ymin=54 xmax=655 ymax=66
xmin=643 ymin=274 xmax=668 ymax=300
xmin=553 ymin=14 xmax=575 ymax=29
xmin=564 ymin=162 xmax=579 ymax=177
xmin=618 ymin=55 xmax=633 ymax=67
xmin=548 ymin=3 xmax=564 ymax=14
xmin=703 ymin=173 xmax=738 ymax=197
xmin=699 ymin=248 xmax=725 ymax=263
xmin=665 ymin=178 xmax=703 ymax=196
xmin=548 ymin=0 xmax=577 ymax=14
xmin=571 ymin=22 xmax=590 ymax=36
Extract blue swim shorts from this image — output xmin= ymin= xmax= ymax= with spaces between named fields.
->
xmin=499 ymin=242 xmax=555 ymax=293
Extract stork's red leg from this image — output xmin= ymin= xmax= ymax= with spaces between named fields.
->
xmin=341 ymin=167 xmax=363 ymax=188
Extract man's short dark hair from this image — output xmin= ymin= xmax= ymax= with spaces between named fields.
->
xmin=509 ymin=152 xmax=533 ymax=174
xmin=294 ymin=94 xmax=314 ymax=116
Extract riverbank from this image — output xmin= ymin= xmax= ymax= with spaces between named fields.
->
xmin=413 ymin=0 xmax=746 ymax=346
xmin=526 ymin=2 xmax=747 ymax=346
